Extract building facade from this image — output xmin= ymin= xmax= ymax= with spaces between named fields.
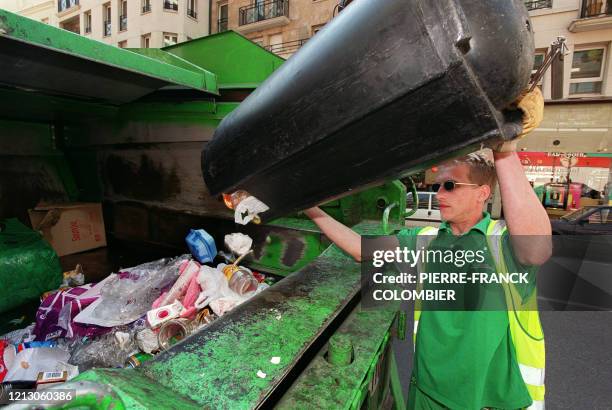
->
xmin=520 ymin=0 xmax=612 ymax=202
xmin=210 ymin=0 xmax=337 ymax=58
xmin=2 ymin=0 xmax=210 ymax=47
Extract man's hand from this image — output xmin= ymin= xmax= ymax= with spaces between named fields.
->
xmin=495 ymin=87 xmax=545 ymax=153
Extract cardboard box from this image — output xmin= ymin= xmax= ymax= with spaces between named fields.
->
xmin=28 ymin=203 xmax=107 ymax=257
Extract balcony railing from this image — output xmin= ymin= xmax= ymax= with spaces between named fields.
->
xmin=164 ymin=0 xmax=178 ymax=11
xmin=524 ymin=0 xmax=552 ymax=11
xmin=218 ymin=17 xmax=228 ymax=32
xmin=57 ymin=0 xmax=79 ymax=13
xmin=187 ymin=8 xmax=197 ymax=18
xmin=119 ymin=15 xmax=127 ymax=31
xmin=580 ymin=0 xmax=612 ymax=17
xmin=103 ymin=20 xmax=111 ymax=36
xmin=265 ymin=38 xmax=308 ymax=55
xmin=239 ymin=0 xmax=288 ymax=26
xmin=142 ymin=3 xmax=151 ymax=13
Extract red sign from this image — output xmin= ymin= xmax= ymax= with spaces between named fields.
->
xmin=518 ymin=152 xmax=611 ymax=168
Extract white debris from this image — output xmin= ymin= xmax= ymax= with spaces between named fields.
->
xmin=235 ymin=196 xmax=269 ymax=225
xmin=224 ymin=233 xmax=253 ymax=255
xmin=270 ymin=357 xmax=281 ymax=365
xmin=257 ymin=370 xmax=267 ymax=379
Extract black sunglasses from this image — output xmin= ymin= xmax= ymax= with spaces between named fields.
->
xmin=432 ymin=180 xmax=480 ymax=192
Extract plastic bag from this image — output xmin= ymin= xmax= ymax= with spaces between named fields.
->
xmin=195 ymin=266 xmax=234 ymax=309
xmin=0 ymin=219 xmax=62 ymax=313
xmin=75 ymin=256 xmax=188 ymax=327
xmin=34 ymin=284 xmax=108 ymax=341
xmin=4 ymin=347 xmax=77 ymax=382
xmin=69 ymin=329 xmax=138 ymax=371
xmin=1 ymin=323 xmax=35 ymax=344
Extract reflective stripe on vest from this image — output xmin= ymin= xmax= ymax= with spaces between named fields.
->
xmin=412 ymin=221 xmax=546 ymax=405
xmin=413 ymin=226 xmax=439 ymax=343
xmin=486 ymin=220 xmax=546 ymax=404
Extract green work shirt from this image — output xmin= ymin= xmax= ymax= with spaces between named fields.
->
xmin=397 ymin=213 xmax=536 ymax=410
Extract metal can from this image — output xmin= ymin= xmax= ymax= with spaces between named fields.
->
xmin=125 ymin=353 xmax=154 ymax=368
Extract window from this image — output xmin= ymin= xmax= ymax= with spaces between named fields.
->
xmin=587 ymin=210 xmax=604 ymax=224
xmin=58 ymin=0 xmax=79 ymax=13
xmin=141 ymin=33 xmax=150 ymax=48
xmin=84 ymin=10 xmax=91 ymax=33
xmin=103 ymin=3 xmax=111 ymax=36
xmin=142 ymin=0 xmax=151 ymax=13
xmin=218 ymin=3 xmax=228 ymax=32
xmin=163 ymin=32 xmax=178 ymax=46
xmin=187 ymin=0 xmax=197 ymax=18
xmin=164 ymin=0 xmax=178 ymax=11
xmin=312 ymin=23 xmax=325 ymax=36
xmin=119 ymin=0 xmax=127 ymax=31
xmin=118 ymin=40 xmax=127 ymax=48
xmin=531 ymin=49 xmax=546 ymax=86
xmin=570 ymin=46 xmax=606 ymax=95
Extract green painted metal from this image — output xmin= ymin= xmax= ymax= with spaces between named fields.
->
xmin=127 ymin=48 xmax=218 ymax=94
xmin=0 ymin=9 xmax=216 ymax=95
xmin=163 ymin=31 xmax=285 ymax=89
xmin=0 ymin=87 xmax=119 ymax=124
xmin=73 ymin=369 xmax=200 ymax=409
xmin=276 ymin=307 xmax=397 ymax=409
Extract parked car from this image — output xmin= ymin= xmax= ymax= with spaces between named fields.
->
xmin=551 ymin=205 xmax=612 ymax=235
xmin=406 ymin=191 xmax=441 ymax=222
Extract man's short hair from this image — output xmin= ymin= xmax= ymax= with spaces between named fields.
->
xmin=442 ymin=150 xmax=497 ymax=190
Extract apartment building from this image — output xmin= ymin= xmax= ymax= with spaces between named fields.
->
xmin=2 ymin=0 xmax=210 ymax=47
xmin=519 ymin=0 xmax=612 ymax=195
xmin=211 ymin=0 xmax=337 ymax=58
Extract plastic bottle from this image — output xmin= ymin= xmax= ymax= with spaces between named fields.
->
xmin=228 ymin=269 xmax=258 ymax=295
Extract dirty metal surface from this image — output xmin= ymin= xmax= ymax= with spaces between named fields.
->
xmin=74 ymin=368 xmax=201 ymax=409
xmin=141 ymin=221 xmax=384 ymax=409
xmin=276 ymin=307 xmax=396 ymax=409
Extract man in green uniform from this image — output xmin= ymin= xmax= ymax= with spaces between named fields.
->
xmin=305 ymin=89 xmax=552 ymax=409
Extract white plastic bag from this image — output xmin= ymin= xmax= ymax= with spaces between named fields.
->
xmin=4 ymin=347 xmax=77 ymax=382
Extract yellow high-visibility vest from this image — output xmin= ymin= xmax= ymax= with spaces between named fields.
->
xmin=413 ymin=221 xmax=546 ymax=410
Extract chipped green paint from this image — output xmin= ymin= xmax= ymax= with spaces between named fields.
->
xmin=276 ymin=308 xmax=397 ymax=409
xmin=73 ymin=368 xmax=200 ymax=409
xmin=0 ymin=9 xmax=216 ymax=93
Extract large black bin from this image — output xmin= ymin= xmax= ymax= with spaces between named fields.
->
xmin=202 ymin=0 xmax=534 ymax=222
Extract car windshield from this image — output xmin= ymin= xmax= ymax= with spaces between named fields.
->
xmin=561 ymin=207 xmax=595 ymax=221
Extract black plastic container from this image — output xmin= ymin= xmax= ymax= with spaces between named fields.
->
xmin=202 ymin=0 xmax=534 ymax=221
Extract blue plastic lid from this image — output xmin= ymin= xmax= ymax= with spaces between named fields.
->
xmin=185 ymin=229 xmax=217 ymax=263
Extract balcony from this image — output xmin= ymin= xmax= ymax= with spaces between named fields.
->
xmin=265 ymin=38 xmax=308 ymax=56
xmin=57 ymin=0 xmax=79 ymax=13
xmin=103 ymin=20 xmax=111 ymax=36
xmin=237 ymin=0 xmax=289 ymax=34
xmin=164 ymin=0 xmax=178 ymax=11
xmin=524 ymin=0 xmax=552 ymax=11
xmin=218 ymin=17 xmax=228 ymax=32
xmin=569 ymin=0 xmax=612 ymax=32
xmin=142 ymin=3 xmax=151 ymax=13
xmin=187 ymin=8 xmax=197 ymax=19
xmin=119 ymin=15 xmax=127 ymax=31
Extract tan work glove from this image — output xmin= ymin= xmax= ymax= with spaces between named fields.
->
xmin=495 ymin=87 xmax=544 ymax=152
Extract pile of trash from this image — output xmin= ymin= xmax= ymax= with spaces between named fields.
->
xmin=0 ymin=230 xmax=273 ymax=391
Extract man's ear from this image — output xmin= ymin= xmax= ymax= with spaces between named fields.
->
xmin=479 ymin=185 xmax=492 ymax=202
